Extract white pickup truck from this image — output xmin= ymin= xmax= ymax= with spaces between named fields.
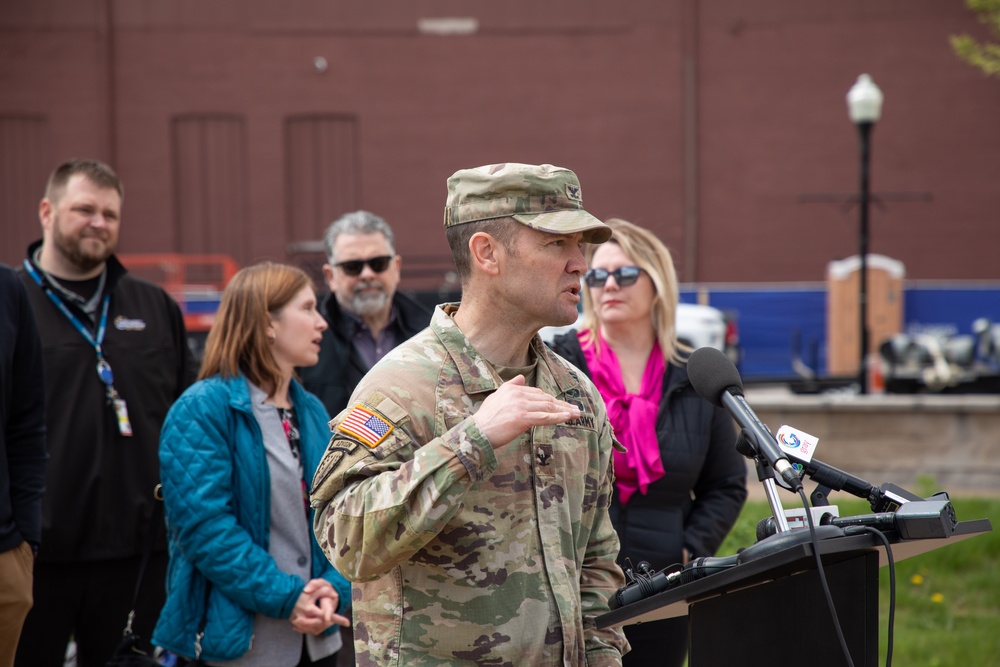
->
xmin=676 ymin=302 xmax=739 ymax=360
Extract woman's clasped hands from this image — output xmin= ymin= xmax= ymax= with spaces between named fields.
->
xmin=289 ymin=578 xmax=352 ymax=635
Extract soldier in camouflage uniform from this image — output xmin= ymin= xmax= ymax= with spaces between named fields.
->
xmin=311 ymin=163 xmax=630 ymax=666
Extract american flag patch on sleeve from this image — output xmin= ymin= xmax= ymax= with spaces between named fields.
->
xmin=337 ymin=405 xmax=394 ymax=448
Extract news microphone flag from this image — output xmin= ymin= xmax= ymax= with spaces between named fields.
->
xmin=776 ymin=425 xmax=819 ymax=464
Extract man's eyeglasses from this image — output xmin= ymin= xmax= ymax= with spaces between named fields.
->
xmin=334 ymin=255 xmax=394 ymax=277
xmin=583 ymin=266 xmax=643 ymax=288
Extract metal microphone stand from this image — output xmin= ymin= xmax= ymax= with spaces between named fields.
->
xmin=737 ymin=429 xmax=791 ymax=533
xmin=758 ymin=459 xmax=791 ymax=533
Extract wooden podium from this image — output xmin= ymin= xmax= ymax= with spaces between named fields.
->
xmin=597 ymin=519 xmax=992 ymax=667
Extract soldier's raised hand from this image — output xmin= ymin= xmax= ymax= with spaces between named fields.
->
xmin=472 ymin=374 xmax=581 ymax=448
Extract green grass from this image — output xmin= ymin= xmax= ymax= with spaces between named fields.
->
xmin=715 ymin=495 xmax=1000 ymax=666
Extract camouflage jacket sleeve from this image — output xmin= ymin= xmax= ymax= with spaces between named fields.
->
xmin=310 ymin=389 xmax=500 ymax=582
xmin=539 ymin=346 xmax=629 ymax=662
xmin=580 ymin=419 xmax=630 ymax=664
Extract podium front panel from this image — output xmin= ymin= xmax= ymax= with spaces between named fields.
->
xmin=688 ymin=551 xmax=879 ymax=667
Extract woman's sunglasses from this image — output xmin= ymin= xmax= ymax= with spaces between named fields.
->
xmin=334 ymin=255 xmax=394 ymax=277
xmin=583 ymin=265 xmax=643 ymax=288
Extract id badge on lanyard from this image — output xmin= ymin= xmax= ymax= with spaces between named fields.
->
xmin=97 ymin=355 xmax=134 ymax=437
xmin=24 ymin=260 xmax=134 ymax=437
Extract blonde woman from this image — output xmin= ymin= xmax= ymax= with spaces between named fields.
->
xmin=549 ymin=218 xmax=748 ymax=667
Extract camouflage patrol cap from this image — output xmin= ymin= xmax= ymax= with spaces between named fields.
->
xmin=443 ymin=163 xmax=612 ymax=244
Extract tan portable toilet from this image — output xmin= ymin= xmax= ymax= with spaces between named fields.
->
xmin=827 ymin=255 xmax=905 ymax=376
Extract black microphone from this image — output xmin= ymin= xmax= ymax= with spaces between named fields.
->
xmin=734 ymin=429 xmax=757 ymax=460
xmin=756 ymin=499 xmax=958 ymax=541
xmin=688 ymin=347 xmax=803 ymax=492
xmin=829 ymin=499 xmax=958 ymax=540
xmin=788 ymin=458 xmax=924 ymax=511
xmin=871 ymin=482 xmax=926 ymax=514
xmin=676 ymin=554 xmax=740 ymax=585
xmin=609 ymin=553 xmax=743 ymax=609
xmin=756 ymin=511 xmax=838 ymax=542
xmin=609 ymin=562 xmax=682 ymax=609
xmin=772 ymin=426 xmax=926 ymax=511
xmin=791 ymin=456 xmax=876 ymax=502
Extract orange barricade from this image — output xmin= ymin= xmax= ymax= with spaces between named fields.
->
xmin=118 ymin=254 xmax=239 ymax=332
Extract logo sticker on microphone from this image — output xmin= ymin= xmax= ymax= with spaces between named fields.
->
xmin=776 ymin=425 xmax=819 ymax=463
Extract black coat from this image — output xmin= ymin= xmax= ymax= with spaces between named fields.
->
xmin=0 ymin=264 xmax=46 ymax=554
xmin=19 ymin=245 xmax=195 ymax=561
xmin=549 ymin=331 xmax=748 ymax=570
xmin=299 ymin=290 xmax=433 ymax=418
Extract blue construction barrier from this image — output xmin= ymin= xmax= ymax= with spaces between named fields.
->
xmin=680 ymin=283 xmax=1000 ymax=379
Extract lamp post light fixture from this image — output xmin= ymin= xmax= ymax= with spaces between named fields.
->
xmin=846 ymin=73 xmax=884 ymax=395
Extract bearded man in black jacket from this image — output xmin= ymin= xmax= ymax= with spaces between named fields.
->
xmin=16 ymin=159 xmax=195 ymax=667
xmin=300 ymin=210 xmax=432 ymax=419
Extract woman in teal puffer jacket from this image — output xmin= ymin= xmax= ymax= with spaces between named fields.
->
xmin=153 ymin=262 xmax=351 ymax=667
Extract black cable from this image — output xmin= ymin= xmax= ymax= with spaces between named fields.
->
xmin=844 ymin=525 xmax=895 ymax=667
xmin=799 ymin=486 xmax=856 ymax=667
xmin=611 ymin=560 xmax=684 ymax=609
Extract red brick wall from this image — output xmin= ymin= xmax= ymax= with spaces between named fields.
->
xmin=2 ymin=0 xmax=998 ymax=288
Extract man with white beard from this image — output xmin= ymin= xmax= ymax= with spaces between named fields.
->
xmin=301 ymin=210 xmax=432 ymax=422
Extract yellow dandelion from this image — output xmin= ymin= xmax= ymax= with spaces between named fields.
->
xmin=910 ymin=574 xmax=924 ymax=586
xmin=931 ymin=593 xmax=944 ymax=604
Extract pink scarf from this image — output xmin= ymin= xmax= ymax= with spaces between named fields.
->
xmin=580 ymin=331 xmax=665 ymax=504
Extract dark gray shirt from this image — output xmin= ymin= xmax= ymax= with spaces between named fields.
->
xmin=348 ymin=306 xmax=399 ymax=369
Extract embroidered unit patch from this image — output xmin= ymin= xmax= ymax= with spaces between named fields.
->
xmin=337 ymin=405 xmax=394 ymax=448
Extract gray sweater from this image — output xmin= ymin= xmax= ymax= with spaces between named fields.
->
xmin=211 ymin=382 xmax=341 ymax=667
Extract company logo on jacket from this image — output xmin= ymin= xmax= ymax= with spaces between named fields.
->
xmin=114 ymin=316 xmax=147 ymax=331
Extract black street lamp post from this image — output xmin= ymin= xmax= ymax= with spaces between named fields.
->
xmin=847 ymin=74 xmax=884 ymax=395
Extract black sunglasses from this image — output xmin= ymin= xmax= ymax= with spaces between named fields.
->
xmin=584 ymin=266 xmax=643 ymax=288
xmin=334 ymin=255 xmax=394 ymax=277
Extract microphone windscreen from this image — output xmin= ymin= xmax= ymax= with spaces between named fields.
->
xmin=756 ymin=516 xmax=777 ymax=541
xmin=687 ymin=347 xmax=744 ymax=407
